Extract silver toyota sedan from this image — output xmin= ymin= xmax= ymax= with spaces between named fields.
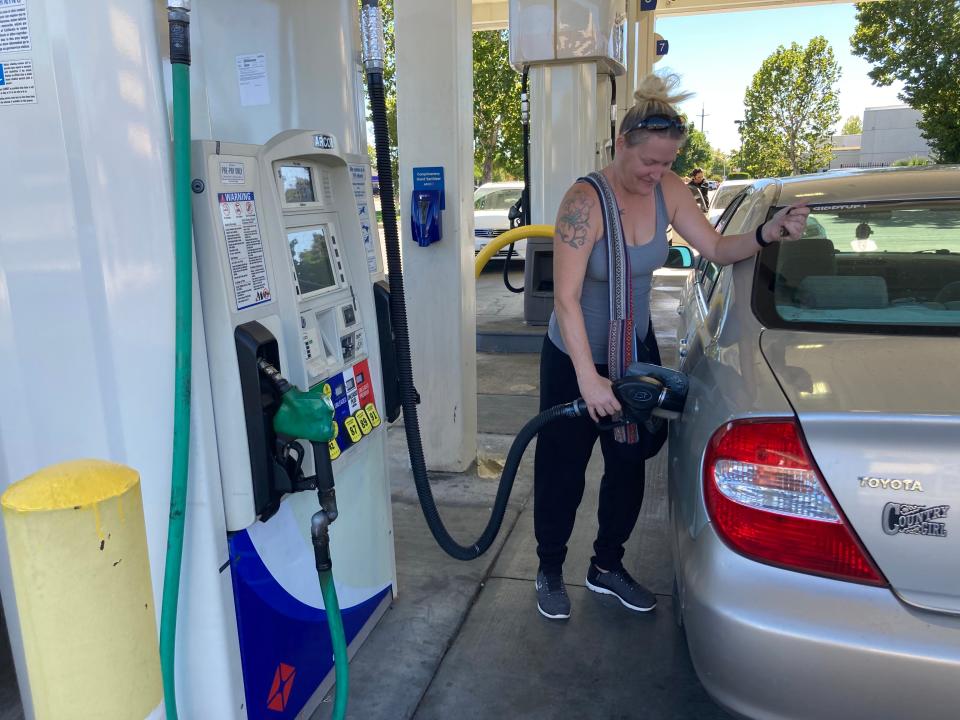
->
xmin=669 ymin=165 xmax=960 ymax=719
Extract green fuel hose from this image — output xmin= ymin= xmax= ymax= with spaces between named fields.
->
xmin=160 ymin=6 xmax=193 ymax=718
xmin=319 ymin=570 xmax=349 ymax=720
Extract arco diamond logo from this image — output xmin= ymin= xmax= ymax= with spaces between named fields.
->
xmin=267 ymin=662 xmax=297 ymax=712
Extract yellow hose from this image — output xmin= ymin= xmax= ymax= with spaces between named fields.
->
xmin=474 ymin=224 xmax=554 ymax=278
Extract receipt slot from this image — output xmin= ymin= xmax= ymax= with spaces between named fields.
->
xmin=191 ymin=130 xmax=396 ymax=720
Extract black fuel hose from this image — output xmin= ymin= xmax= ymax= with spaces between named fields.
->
xmin=363 ymin=1 xmax=585 ymax=559
xmin=500 ymin=67 xmax=530 ymax=294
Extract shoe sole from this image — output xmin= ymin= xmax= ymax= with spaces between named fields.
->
xmin=535 ymin=581 xmax=570 ymax=620
xmin=585 ymin=576 xmax=656 ymax=613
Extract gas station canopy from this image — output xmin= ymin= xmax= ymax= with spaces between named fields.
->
xmin=472 ymin=0 xmax=880 ymax=30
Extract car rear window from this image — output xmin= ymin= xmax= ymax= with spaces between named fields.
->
xmin=753 ymin=200 xmax=960 ymax=335
xmin=710 ymin=184 xmax=746 ymax=211
xmin=474 ymin=188 xmax=522 ymax=211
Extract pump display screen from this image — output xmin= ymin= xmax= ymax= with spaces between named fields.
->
xmin=279 ymin=165 xmax=316 ymax=204
xmin=288 ymin=226 xmax=337 ymax=295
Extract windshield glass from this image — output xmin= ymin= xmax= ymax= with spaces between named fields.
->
xmin=475 ymin=187 xmax=522 ymax=211
xmin=755 ymin=201 xmax=960 ymax=334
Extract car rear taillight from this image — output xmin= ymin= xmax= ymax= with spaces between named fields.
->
xmin=704 ymin=419 xmax=886 ymax=586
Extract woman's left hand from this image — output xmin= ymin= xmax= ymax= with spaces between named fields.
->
xmin=763 ymin=203 xmax=810 ymax=243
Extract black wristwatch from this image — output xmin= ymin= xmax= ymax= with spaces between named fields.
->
xmin=755 ymin=223 xmax=771 ymax=248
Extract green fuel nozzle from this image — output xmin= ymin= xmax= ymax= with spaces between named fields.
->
xmin=258 ymin=359 xmax=339 ymax=569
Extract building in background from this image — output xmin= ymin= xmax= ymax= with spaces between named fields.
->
xmin=829 ymin=106 xmax=933 ymax=169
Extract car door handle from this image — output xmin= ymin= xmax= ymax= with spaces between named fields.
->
xmin=678 ymin=337 xmax=689 ymax=358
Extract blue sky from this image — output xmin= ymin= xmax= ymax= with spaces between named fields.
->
xmin=656 ymin=4 xmax=905 ymax=153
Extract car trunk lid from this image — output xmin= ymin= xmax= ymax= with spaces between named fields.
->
xmin=761 ymin=331 xmax=960 ymax=615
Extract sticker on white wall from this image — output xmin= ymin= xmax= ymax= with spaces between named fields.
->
xmin=0 ymin=59 xmax=35 ymax=105
xmin=349 ymin=163 xmax=380 ymax=273
xmin=0 ymin=0 xmax=30 ymax=55
xmin=235 ymin=53 xmax=270 ymax=107
xmin=220 ymin=161 xmax=246 ymax=185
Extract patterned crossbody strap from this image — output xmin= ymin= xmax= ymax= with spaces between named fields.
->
xmin=578 ymin=172 xmax=638 ymax=444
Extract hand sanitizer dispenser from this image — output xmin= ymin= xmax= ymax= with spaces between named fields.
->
xmin=411 ymin=167 xmax=445 ymax=247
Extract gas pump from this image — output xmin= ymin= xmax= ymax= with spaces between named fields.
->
xmin=190 ymin=129 xmax=396 ymax=719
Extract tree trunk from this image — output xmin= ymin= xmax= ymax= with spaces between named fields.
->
xmin=481 ymin=126 xmax=498 ymax=184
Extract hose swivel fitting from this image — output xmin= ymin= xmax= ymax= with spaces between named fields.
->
xmin=360 ymin=1 xmax=385 ymax=73
xmin=311 ymin=511 xmax=333 ymax=572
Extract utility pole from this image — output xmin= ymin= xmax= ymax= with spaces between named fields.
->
xmin=698 ymin=103 xmax=709 ymax=133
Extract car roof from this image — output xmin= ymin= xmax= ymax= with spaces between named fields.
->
xmin=718 ymin=179 xmax=752 ymax=188
xmin=761 ymin=165 xmax=960 ymax=206
xmin=476 ymin=181 xmax=523 ymax=191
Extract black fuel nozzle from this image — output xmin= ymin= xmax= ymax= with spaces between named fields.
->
xmin=606 ymin=362 xmax=689 ymax=425
xmin=257 ymin=358 xmax=292 ymax=395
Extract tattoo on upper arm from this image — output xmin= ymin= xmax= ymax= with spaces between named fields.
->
xmin=556 ymin=191 xmax=594 ymax=249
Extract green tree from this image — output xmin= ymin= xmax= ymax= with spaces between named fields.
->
xmin=672 ymin=123 xmax=713 ymax=177
xmin=708 ymin=148 xmax=730 ymax=179
xmin=851 ymin=0 xmax=960 ymax=162
xmin=738 ymin=36 xmax=841 ymax=177
xmin=473 ymin=31 xmax=523 ymax=184
xmin=369 ymin=6 xmax=523 ymax=188
xmin=841 ymin=115 xmax=863 ymax=135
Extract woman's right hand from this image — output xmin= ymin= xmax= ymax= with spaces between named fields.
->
xmin=578 ymin=371 xmax=622 ymax=423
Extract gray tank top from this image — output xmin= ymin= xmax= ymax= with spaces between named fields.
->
xmin=547 ymin=183 xmax=670 ymax=364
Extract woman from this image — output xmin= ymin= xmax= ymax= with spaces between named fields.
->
xmin=534 ymin=74 xmax=808 ymax=620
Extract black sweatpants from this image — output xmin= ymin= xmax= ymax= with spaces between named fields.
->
xmin=533 ymin=331 xmax=660 ymax=576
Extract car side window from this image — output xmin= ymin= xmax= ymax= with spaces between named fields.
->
xmin=714 ymin=191 xmax=748 ymax=234
xmin=697 ymin=256 xmax=722 ymax=300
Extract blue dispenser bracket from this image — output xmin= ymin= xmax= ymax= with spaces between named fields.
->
xmin=411 ymin=166 xmax=445 ymax=247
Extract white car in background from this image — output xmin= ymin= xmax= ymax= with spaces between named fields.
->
xmin=707 ymin=178 xmax=752 ymax=226
xmin=474 ymin=181 xmax=525 ymax=261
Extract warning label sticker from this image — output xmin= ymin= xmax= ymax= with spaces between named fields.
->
xmin=217 ymin=192 xmax=272 ymax=311
xmin=0 ymin=0 xmax=30 ymax=55
xmin=0 ymin=58 xmax=35 ymax=105
xmin=349 ymin=163 xmax=379 ymax=273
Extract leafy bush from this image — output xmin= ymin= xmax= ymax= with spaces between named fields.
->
xmin=891 ymin=156 xmax=933 ymax=167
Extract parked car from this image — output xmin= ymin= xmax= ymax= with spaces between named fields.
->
xmin=706 ymin=178 xmax=752 ymax=225
xmin=474 ymin=181 xmax=525 ymax=261
xmin=670 ymin=165 xmax=960 ymax=719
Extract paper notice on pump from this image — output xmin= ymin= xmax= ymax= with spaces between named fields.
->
xmin=0 ymin=58 xmax=35 ymax=105
xmin=218 ymin=192 xmax=273 ymax=311
xmin=349 ymin=163 xmax=379 ymax=273
xmin=235 ymin=53 xmax=270 ymax=107
xmin=0 ymin=0 xmax=30 ymax=55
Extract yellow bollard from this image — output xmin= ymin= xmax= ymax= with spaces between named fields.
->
xmin=2 ymin=460 xmax=163 ymax=719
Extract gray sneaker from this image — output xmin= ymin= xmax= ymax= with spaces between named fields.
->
xmin=535 ymin=569 xmax=571 ymax=620
xmin=585 ymin=563 xmax=656 ymax=612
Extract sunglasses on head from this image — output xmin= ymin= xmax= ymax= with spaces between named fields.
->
xmin=623 ymin=114 xmax=687 ymax=134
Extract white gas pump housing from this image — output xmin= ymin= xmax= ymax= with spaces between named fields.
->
xmin=508 ymin=0 xmax=626 ymax=74
xmin=508 ymin=0 xmax=626 ymax=322
xmin=191 ymin=129 xmax=396 ymax=718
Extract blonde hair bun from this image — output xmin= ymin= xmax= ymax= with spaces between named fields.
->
xmin=633 ymin=73 xmax=694 ymax=107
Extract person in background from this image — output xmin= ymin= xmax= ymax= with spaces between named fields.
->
xmin=533 ymin=73 xmax=808 ymax=620
xmin=688 ymin=167 xmax=709 ymax=211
